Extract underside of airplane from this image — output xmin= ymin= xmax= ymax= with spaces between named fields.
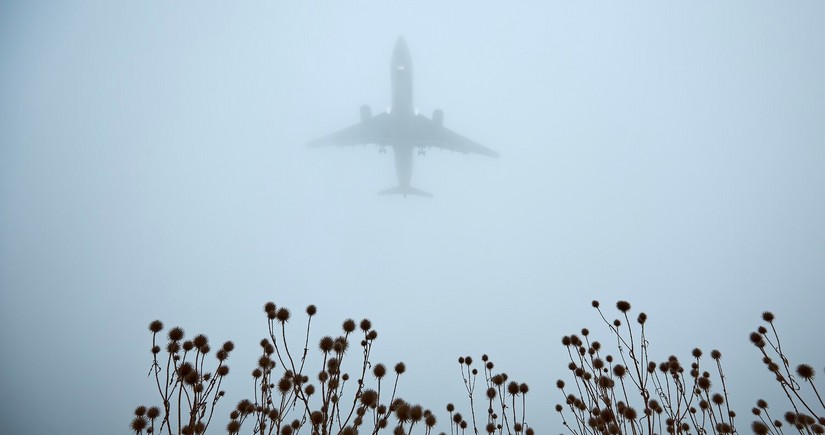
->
xmin=307 ymin=37 xmax=499 ymax=197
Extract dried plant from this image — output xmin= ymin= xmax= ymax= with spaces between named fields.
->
xmin=747 ymin=311 xmax=824 ymax=434
xmin=448 ymin=355 xmax=532 ymax=435
xmin=133 ymin=300 xmax=823 ymax=435
xmin=132 ymin=303 xmax=435 ymax=435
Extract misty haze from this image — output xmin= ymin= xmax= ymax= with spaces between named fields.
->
xmin=1 ymin=2 xmax=824 ymax=435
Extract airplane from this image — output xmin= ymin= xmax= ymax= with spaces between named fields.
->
xmin=307 ymin=37 xmax=499 ymax=197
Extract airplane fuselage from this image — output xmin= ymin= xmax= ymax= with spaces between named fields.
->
xmin=388 ymin=38 xmax=415 ymax=189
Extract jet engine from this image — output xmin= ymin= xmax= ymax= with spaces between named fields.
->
xmin=360 ymin=105 xmax=372 ymax=123
xmin=433 ymin=109 xmax=443 ymax=128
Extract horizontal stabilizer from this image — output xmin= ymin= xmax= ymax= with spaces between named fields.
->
xmin=378 ymin=186 xmax=433 ymax=198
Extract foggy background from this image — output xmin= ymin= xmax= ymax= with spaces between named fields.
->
xmin=1 ymin=1 xmax=824 ymax=434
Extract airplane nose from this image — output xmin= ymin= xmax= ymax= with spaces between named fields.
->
xmin=392 ymin=36 xmax=411 ymax=67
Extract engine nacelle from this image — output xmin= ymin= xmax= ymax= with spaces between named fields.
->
xmin=433 ymin=109 xmax=443 ymax=128
xmin=360 ymin=105 xmax=372 ymax=123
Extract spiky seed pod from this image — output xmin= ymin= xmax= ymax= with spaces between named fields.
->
xmin=453 ymin=413 xmax=463 ymax=424
xmin=342 ymin=319 xmax=356 ymax=333
xmin=258 ymin=356 xmax=272 ymax=369
xmin=637 ymin=312 xmax=647 ymax=324
xmin=275 ymin=307 xmax=290 ymax=323
xmin=192 ymin=334 xmax=208 ymax=349
xmin=168 ymin=327 xmax=185 ymax=341
xmin=514 ymin=423 xmax=522 ymax=432
xmin=507 ymin=381 xmax=520 ymax=396
xmin=310 ymin=411 xmax=323 ymax=426
xmin=227 ymin=420 xmax=241 ymax=434
xmin=613 ymin=319 xmax=621 ymax=327
xmin=465 ymin=356 xmax=473 ymax=366
xmin=342 ymin=373 xmax=350 ymax=381
xmin=711 ymin=350 xmax=721 ymax=360
xmin=751 ymin=399 xmax=765 ymax=409
xmin=306 ymin=305 xmax=317 ymax=316
xmin=561 ymin=336 xmax=571 ymax=346
xmin=486 ymin=387 xmax=497 ymax=399
xmin=131 ymin=416 xmax=149 ymax=433
xmin=750 ymin=332 xmax=766 ymax=347
xmin=751 ymin=421 xmax=770 ymax=435
xmin=446 ymin=403 xmax=455 ymax=412
xmin=360 ymin=389 xmax=378 ymax=407
xmin=472 ymin=368 xmax=478 ymax=375
xmin=148 ymin=320 xmax=164 ymax=333
xmin=182 ymin=341 xmax=194 ymax=352
xmin=460 ymin=421 xmax=468 ymax=430
xmin=366 ymin=330 xmax=378 ymax=340
xmin=394 ymin=362 xmax=406 ymax=374
xmin=216 ymin=365 xmax=229 ymax=377
xmin=697 ymin=376 xmax=711 ymax=391
xmin=556 ymin=379 xmax=565 ymax=389
xmin=359 ymin=319 xmax=371 ymax=332
xmin=526 ymin=428 xmax=534 ymax=435
xmin=616 ymin=301 xmax=631 ymax=312
xmin=486 ymin=362 xmax=494 ymax=370
xmin=613 ymin=365 xmax=626 ymax=378
xmin=593 ymin=358 xmax=604 ymax=370
xmin=252 ymin=368 xmax=262 ymax=378
xmin=264 ymin=302 xmax=276 ymax=313
xmin=333 ymin=337 xmax=349 ymax=354
xmin=134 ymin=406 xmax=147 ymax=416
xmin=458 ymin=356 xmax=465 ymax=364
xmin=692 ymin=348 xmax=702 ymax=358
xmin=281 ymin=426 xmax=293 ymax=435
xmin=797 ymin=364 xmax=815 ymax=380
xmin=699 ymin=400 xmax=709 ymax=410
xmin=278 ymin=377 xmax=292 ymax=394
xmin=317 ymin=336 xmax=333 ymax=353
xmin=712 ymin=394 xmax=725 ymax=405
xmin=410 ymin=405 xmax=423 ymax=422
xmin=216 ymin=350 xmax=227 ymax=361
xmin=221 ymin=341 xmax=234 ymax=352
xmin=519 ymin=383 xmax=529 ymax=394
xmin=426 ymin=414 xmax=437 ymax=427
xmin=592 ymin=300 xmax=600 ymax=308
xmin=151 ymin=345 xmax=161 ymax=355
xmin=486 ymin=423 xmax=496 ymax=433
xmin=624 ymin=407 xmax=637 ymax=420
xmin=762 ymin=311 xmax=775 ymax=322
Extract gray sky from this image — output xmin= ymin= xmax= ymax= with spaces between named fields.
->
xmin=1 ymin=2 xmax=824 ymax=434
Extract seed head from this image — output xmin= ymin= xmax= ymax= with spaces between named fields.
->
xmin=616 ymin=301 xmax=631 ymax=313
xmin=264 ymin=302 xmax=276 ymax=313
xmin=319 ymin=336 xmax=334 ymax=353
xmin=797 ymin=364 xmax=815 ymax=380
xmin=131 ymin=416 xmax=148 ymax=433
xmin=507 ymin=381 xmax=520 ymax=396
xmin=360 ymin=319 xmax=372 ymax=332
xmin=762 ymin=311 xmax=775 ymax=322
xmin=343 ymin=319 xmax=356 ymax=333
xmin=306 ymin=305 xmax=317 ymax=316
xmin=592 ymin=300 xmax=600 ymax=308
xmin=149 ymin=320 xmax=164 ymax=333
xmin=394 ymin=362 xmax=406 ymax=374
xmin=637 ymin=312 xmax=647 ymax=324
xmin=276 ymin=307 xmax=290 ymax=323
xmin=373 ymin=363 xmax=387 ymax=378
xmin=168 ymin=327 xmax=184 ymax=342
xmin=193 ymin=334 xmax=208 ymax=350
xmin=710 ymin=350 xmax=721 ymax=360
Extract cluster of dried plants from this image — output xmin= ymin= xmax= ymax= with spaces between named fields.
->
xmin=447 ymin=355 xmax=533 ymax=435
xmin=133 ymin=300 xmax=823 ymax=435
xmin=132 ymin=303 xmax=438 ymax=435
xmin=553 ymin=300 xmax=824 ymax=435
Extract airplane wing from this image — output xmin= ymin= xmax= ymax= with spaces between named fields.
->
xmin=307 ymin=112 xmax=391 ymax=147
xmin=412 ymin=114 xmax=499 ymax=158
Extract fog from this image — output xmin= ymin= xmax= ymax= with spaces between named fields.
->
xmin=1 ymin=2 xmax=824 ymax=434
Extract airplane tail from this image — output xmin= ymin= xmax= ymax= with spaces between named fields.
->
xmin=378 ymin=186 xmax=433 ymax=198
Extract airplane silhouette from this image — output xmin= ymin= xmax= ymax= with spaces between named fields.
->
xmin=307 ymin=37 xmax=499 ymax=197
